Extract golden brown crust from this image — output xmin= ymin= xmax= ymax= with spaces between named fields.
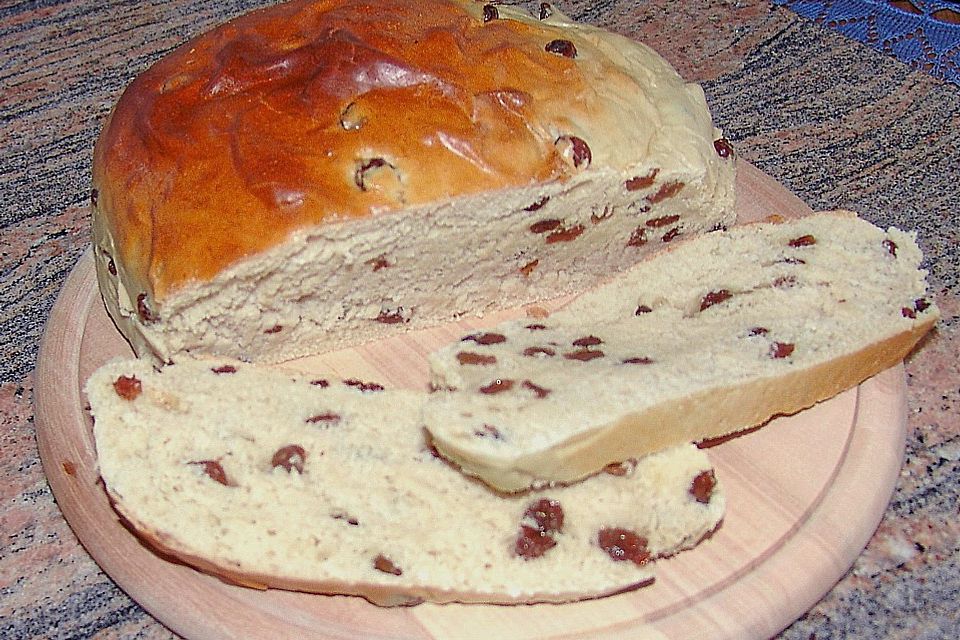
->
xmin=92 ymin=0 xmax=722 ymax=299
xmin=107 ymin=485 xmax=664 ymax=606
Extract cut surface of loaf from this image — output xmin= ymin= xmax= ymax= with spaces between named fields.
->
xmin=90 ymin=0 xmax=735 ymax=364
xmin=424 ymin=211 xmax=940 ymax=492
xmin=86 ymin=359 xmax=725 ymax=606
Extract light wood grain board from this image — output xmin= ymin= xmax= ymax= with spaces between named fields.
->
xmin=35 ymin=161 xmax=907 ymax=639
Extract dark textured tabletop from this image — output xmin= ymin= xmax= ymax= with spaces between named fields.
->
xmin=2 ymin=1 xmax=958 ymax=638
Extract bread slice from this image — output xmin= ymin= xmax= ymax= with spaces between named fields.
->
xmin=86 ymin=359 xmax=725 ymax=606
xmin=91 ymin=0 xmax=735 ymax=364
xmin=424 ymin=211 xmax=939 ymax=492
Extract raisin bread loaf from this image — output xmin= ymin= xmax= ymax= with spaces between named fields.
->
xmin=86 ymin=359 xmax=724 ymax=606
xmin=91 ymin=0 xmax=736 ymax=365
xmin=424 ymin=211 xmax=939 ymax=492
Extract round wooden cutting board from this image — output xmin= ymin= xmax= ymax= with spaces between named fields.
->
xmin=35 ymin=161 xmax=908 ymax=640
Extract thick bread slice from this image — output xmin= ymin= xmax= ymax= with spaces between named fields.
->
xmin=91 ymin=0 xmax=735 ymax=364
xmin=86 ymin=359 xmax=725 ymax=606
xmin=424 ymin=211 xmax=939 ymax=492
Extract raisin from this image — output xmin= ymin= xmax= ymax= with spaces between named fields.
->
xmin=515 ymin=525 xmax=557 ymax=559
xmin=635 ymin=304 xmax=653 ymax=315
xmin=366 ymin=255 xmax=391 ymax=271
xmin=211 ymin=365 xmax=237 ymax=374
xmin=376 ymin=308 xmax=407 ymax=324
xmin=305 ymin=412 xmax=341 ymax=424
xmin=546 ymin=224 xmax=584 ymax=244
xmin=597 ymin=528 xmax=650 ymax=565
xmin=520 ymin=259 xmax=539 ymax=276
xmin=264 ymin=324 xmax=283 ymax=334
xmin=590 ymin=205 xmax=613 ymax=224
xmin=310 ymin=379 xmax=330 ymax=388
xmin=482 ymin=4 xmax=498 ymax=21
xmin=522 ymin=380 xmax=551 ymax=398
xmin=564 ymin=349 xmax=604 ymax=361
xmin=457 ymin=352 xmax=497 ymax=365
xmin=538 ymin=2 xmax=553 ymax=19
xmin=525 ymin=498 xmax=564 ymax=533
xmin=773 ymin=275 xmax=797 ymax=288
xmin=901 ymin=306 xmax=917 ymax=319
xmin=914 ymin=298 xmax=931 ymax=312
xmin=462 ymin=332 xmax=507 ymax=345
xmin=622 ymin=356 xmax=654 ymax=364
xmin=661 ymin=227 xmax=681 ymax=242
xmin=344 ymin=379 xmax=385 ymax=392
xmin=555 ymin=135 xmax=591 ymax=168
xmin=136 ymin=293 xmax=158 ymax=324
xmin=572 ymin=335 xmax=603 ymax=347
xmin=690 ymin=469 xmax=717 ymax=503
xmin=883 ymin=239 xmax=898 ymax=257
xmin=545 ymin=39 xmax=577 ymax=58
xmin=748 ymin=326 xmax=769 ymax=336
xmin=714 ymin=138 xmax=734 ymax=158
xmin=604 ymin=460 xmax=634 ymax=476
xmin=627 ymin=226 xmax=648 ymax=247
xmin=770 ymin=342 xmax=795 ymax=359
xmin=647 ymin=181 xmax=684 ymax=203
xmin=625 ymin=169 xmax=659 ymax=191
xmin=112 ymin=375 xmax=142 ymax=400
xmin=646 ymin=214 xmax=680 ymax=228
xmin=373 ymin=554 xmax=402 ymax=576
xmin=524 ymin=196 xmax=549 ymax=211
xmin=525 ymin=323 xmax=548 ymax=331
xmin=272 ymin=445 xmax=306 ymax=473
xmin=788 ymin=234 xmax=816 ymax=247
xmin=190 ymin=460 xmax=232 ymax=487
xmin=700 ymin=289 xmax=733 ymax=311
xmin=529 ymin=219 xmax=562 ymax=234
xmin=474 ymin=424 xmax=503 ymax=439
xmin=522 ymin=346 xmax=556 ymax=357
xmin=333 ymin=513 xmax=360 ymax=526
xmin=479 ymin=378 xmax=514 ymax=394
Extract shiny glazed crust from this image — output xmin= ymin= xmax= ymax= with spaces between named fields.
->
xmin=91 ymin=0 xmax=732 ymax=307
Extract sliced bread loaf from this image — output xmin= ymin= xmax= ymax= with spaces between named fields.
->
xmin=91 ymin=0 xmax=735 ymax=365
xmin=423 ymin=211 xmax=939 ymax=492
xmin=86 ymin=359 xmax=725 ymax=606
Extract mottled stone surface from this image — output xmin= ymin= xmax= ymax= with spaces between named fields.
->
xmin=1 ymin=1 xmax=957 ymax=638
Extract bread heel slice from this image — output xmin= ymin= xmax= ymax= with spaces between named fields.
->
xmin=86 ymin=359 xmax=724 ymax=605
xmin=423 ymin=210 xmax=939 ymax=492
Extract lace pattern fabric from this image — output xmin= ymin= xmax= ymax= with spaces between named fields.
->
xmin=773 ymin=0 xmax=960 ymax=84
